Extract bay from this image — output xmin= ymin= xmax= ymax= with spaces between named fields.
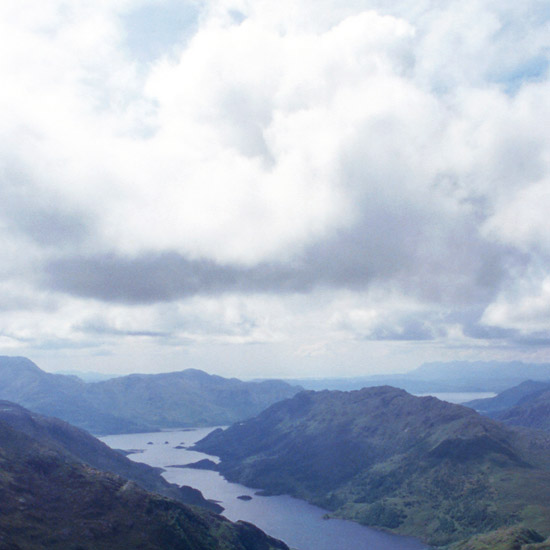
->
xmin=101 ymin=428 xmax=429 ymax=550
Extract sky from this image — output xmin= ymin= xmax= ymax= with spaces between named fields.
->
xmin=1 ymin=0 xmax=550 ymax=379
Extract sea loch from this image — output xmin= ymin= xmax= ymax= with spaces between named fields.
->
xmin=102 ymin=428 xmax=429 ymax=550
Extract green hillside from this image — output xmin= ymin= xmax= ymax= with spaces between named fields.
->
xmin=196 ymin=387 xmax=550 ymax=546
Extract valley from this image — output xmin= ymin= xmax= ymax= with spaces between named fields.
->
xmin=2 ymin=356 xmax=550 ymax=549
xmin=101 ymin=427 xmax=428 ymax=550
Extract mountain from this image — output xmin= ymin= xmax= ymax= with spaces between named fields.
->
xmin=0 ymin=402 xmax=289 ymax=550
xmin=288 ymin=361 xmax=550 ymax=393
xmin=0 ymin=356 xmax=301 ymax=434
xmin=493 ymin=388 xmax=550 ymax=432
xmin=195 ymin=386 xmax=550 ymax=546
xmin=0 ymin=356 xmax=149 ymax=434
xmin=464 ymin=381 xmax=550 ymax=433
xmin=0 ymin=400 xmax=221 ymax=512
xmin=464 ymin=380 xmax=550 ymax=413
xmin=84 ymin=369 xmax=302 ymax=430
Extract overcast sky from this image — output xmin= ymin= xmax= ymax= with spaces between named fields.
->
xmin=1 ymin=0 xmax=549 ymax=378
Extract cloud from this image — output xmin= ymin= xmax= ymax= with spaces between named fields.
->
xmin=1 ymin=0 xmax=550 ymax=374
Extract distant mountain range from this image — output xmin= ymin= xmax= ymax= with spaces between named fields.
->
xmin=465 ymin=380 xmax=550 ymax=432
xmin=0 ymin=356 xmax=302 ymax=434
xmin=288 ymin=360 xmax=550 ymax=393
xmin=195 ymin=386 xmax=550 ymax=547
xmin=0 ymin=400 xmax=289 ymax=550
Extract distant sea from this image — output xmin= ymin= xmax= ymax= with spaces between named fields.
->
xmin=414 ymin=392 xmax=496 ymax=403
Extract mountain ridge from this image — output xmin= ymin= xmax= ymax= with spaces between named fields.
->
xmin=286 ymin=361 xmax=550 ymax=393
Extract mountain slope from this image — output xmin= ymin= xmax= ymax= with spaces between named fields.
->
xmin=0 ymin=356 xmax=301 ymax=434
xmin=464 ymin=381 xmax=550 ymax=432
xmin=84 ymin=369 xmax=302 ymax=430
xmin=195 ymin=387 xmax=550 ymax=546
xmin=0 ymin=400 xmax=222 ymax=512
xmin=493 ymin=389 xmax=550 ymax=432
xmin=0 ymin=403 xmax=289 ymax=550
xmin=0 ymin=356 xmax=152 ymax=434
xmin=464 ymin=380 xmax=550 ymax=413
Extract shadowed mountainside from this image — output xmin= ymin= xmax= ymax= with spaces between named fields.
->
xmin=195 ymin=386 xmax=550 ymax=546
xmin=0 ymin=400 xmax=222 ymax=512
xmin=0 ymin=356 xmax=301 ymax=434
xmin=0 ymin=401 xmax=289 ymax=550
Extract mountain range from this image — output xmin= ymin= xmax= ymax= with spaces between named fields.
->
xmin=288 ymin=361 xmax=550 ymax=393
xmin=0 ymin=400 xmax=289 ymax=550
xmin=0 ymin=356 xmax=301 ymax=434
xmin=195 ymin=386 xmax=550 ymax=547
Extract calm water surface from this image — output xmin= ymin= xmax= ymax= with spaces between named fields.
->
xmin=101 ymin=428 xmax=429 ymax=550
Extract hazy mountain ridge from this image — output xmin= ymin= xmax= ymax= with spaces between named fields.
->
xmin=289 ymin=361 xmax=550 ymax=393
xmin=0 ymin=356 xmax=302 ymax=434
xmin=0 ymin=402 xmax=289 ymax=550
xmin=195 ymin=387 xmax=550 ymax=546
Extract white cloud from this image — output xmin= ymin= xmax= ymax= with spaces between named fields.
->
xmin=1 ymin=0 xmax=550 ymax=374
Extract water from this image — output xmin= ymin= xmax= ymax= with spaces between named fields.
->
xmin=101 ymin=429 xmax=429 ymax=550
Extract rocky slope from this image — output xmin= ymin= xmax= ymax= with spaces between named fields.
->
xmin=0 ymin=402 xmax=289 ymax=550
xmin=0 ymin=356 xmax=301 ymax=434
xmin=195 ymin=386 xmax=550 ymax=546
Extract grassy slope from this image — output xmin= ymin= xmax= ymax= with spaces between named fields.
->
xmin=195 ymin=387 xmax=550 ymax=546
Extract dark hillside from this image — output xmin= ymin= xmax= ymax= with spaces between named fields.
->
xmin=0 ymin=400 xmax=221 ymax=512
xmin=0 ymin=403 xmax=289 ymax=550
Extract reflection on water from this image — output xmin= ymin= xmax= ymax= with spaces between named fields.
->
xmin=102 ymin=428 xmax=429 ymax=550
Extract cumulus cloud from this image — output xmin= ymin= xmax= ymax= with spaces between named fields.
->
xmin=1 ymin=0 xmax=550 ymax=375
